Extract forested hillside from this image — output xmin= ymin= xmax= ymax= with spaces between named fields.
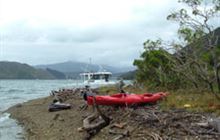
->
xmin=0 ymin=61 xmax=66 ymax=79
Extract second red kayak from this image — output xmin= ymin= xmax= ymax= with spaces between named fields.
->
xmin=87 ymin=92 xmax=167 ymax=106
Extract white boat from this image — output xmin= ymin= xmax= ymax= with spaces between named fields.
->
xmin=80 ymin=71 xmax=116 ymax=86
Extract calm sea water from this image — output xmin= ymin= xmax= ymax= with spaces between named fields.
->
xmin=0 ymin=79 xmax=131 ymax=140
xmin=0 ymin=80 xmax=82 ymax=140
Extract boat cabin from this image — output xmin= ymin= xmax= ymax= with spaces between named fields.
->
xmin=80 ymin=71 xmax=112 ymax=83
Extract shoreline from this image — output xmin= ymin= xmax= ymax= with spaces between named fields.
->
xmin=7 ymin=94 xmax=87 ymax=140
xmin=7 ymin=88 xmax=220 ymax=140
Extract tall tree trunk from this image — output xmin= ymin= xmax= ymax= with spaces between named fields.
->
xmin=208 ymin=82 xmax=214 ymax=94
xmin=216 ymin=64 xmax=220 ymax=93
xmin=192 ymin=81 xmax=199 ymax=89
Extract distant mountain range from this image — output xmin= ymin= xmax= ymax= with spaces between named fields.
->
xmin=0 ymin=61 xmax=135 ymax=79
xmin=0 ymin=61 xmax=66 ymax=79
xmin=35 ymin=61 xmax=135 ymax=79
xmin=119 ymin=70 xmax=136 ymax=80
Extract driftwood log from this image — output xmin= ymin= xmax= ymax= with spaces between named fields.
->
xmin=82 ymin=97 xmax=110 ymax=140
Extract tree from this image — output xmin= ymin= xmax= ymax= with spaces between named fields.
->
xmin=167 ymin=0 xmax=220 ymax=95
xmin=133 ymin=40 xmax=182 ymax=89
xmin=134 ymin=0 xmax=220 ymax=95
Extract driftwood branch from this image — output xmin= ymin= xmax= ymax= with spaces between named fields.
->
xmin=82 ymin=96 xmax=110 ymax=140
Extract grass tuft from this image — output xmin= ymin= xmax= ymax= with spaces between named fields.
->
xmin=98 ymin=86 xmax=220 ymax=116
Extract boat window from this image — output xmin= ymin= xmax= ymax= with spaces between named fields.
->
xmin=92 ymin=75 xmax=100 ymax=80
xmin=104 ymin=74 xmax=109 ymax=82
xmin=85 ymin=75 xmax=89 ymax=80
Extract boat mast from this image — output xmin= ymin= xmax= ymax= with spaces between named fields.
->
xmin=88 ymin=57 xmax=92 ymax=80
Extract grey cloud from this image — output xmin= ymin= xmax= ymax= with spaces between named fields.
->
xmin=0 ymin=21 xmax=39 ymax=42
xmin=0 ymin=16 xmax=178 ymax=44
xmin=0 ymin=18 xmax=179 ymax=67
xmin=0 ymin=22 xmax=103 ymax=43
xmin=0 ymin=1 xmax=196 ymax=67
xmin=44 ymin=27 xmax=103 ymax=43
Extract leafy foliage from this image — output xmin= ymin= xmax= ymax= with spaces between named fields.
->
xmin=134 ymin=0 xmax=220 ymax=95
xmin=134 ymin=40 xmax=183 ymax=89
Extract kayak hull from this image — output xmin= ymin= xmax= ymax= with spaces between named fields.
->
xmin=87 ymin=92 xmax=167 ymax=106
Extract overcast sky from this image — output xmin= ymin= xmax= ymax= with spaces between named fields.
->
xmin=0 ymin=0 xmax=189 ymax=67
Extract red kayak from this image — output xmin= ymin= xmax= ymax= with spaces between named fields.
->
xmin=87 ymin=92 xmax=167 ymax=106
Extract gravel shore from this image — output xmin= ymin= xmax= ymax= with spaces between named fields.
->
xmin=7 ymin=88 xmax=220 ymax=140
xmin=7 ymin=95 xmax=88 ymax=140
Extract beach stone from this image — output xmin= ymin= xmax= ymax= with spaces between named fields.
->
xmin=77 ymin=127 xmax=84 ymax=132
xmin=208 ymin=118 xmax=220 ymax=133
xmin=58 ymin=117 xmax=64 ymax=121
xmin=15 ymin=103 xmax=22 ymax=108
xmin=49 ymin=123 xmax=54 ymax=128
xmin=113 ymin=135 xmax=124 ymax=140
xmin=53 ymin=113 xmax=60 ymax=120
